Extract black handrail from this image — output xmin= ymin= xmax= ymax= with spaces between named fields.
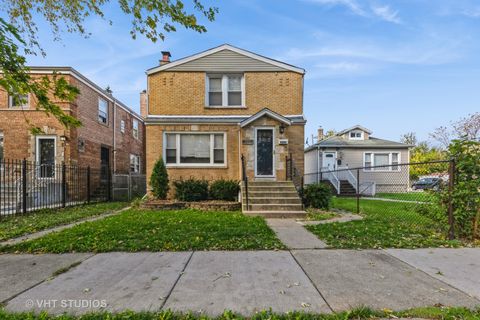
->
xmin=241 ymin=154 xmax=249 ymax=210
xmin=286 ymin=154 xmax=304 ymax=209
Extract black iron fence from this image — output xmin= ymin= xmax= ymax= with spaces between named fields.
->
xmin=0 ymin=159 xmax=111 ymax=218
xmin=304 ymin=160 xmax=456 ymax=239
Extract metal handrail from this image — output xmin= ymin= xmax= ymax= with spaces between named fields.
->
xmin=337 ymin=166 xmax=358 ymax=193
xmin=241 ymin=154 xmax=249 ymax=210
xmin=320 ymin=167 xmax=340 ymax=194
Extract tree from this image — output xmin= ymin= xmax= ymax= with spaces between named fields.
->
xmin=1 ymin=0 xmax=218 ymax=132
xmin=430 ymin=112 xmax=480 ymax=149
xmin=150 ymin=157 xmax=169 ymax=199
xmin=400 ymin=132 xmax=417 ymax=146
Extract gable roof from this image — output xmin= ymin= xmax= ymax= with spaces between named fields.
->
xmin=146 ymin=44 xmax=305 ymax=75
xmin=336 ymin=125 xmax=372 ymax=136
xmin=305 ymin=135 xmax=411 ymax=152
xmin=239 ymin=108 xmax=292 ymax=127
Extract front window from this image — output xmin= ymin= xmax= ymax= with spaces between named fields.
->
xmin=165 ymin=133 xmax=226 ymax=166
xmin=98 ymin=98 xmax=108 ymax=124
xmin=207 ymin=74 xmax=244 ymax=107
xmin=36 ymin=137 xmax=56 ymax=178
xmin=9 ymin=94 xmax=29 ymax=108
xmin=130 ymin=154 xmax=140 ymax=173
xmin=364 ymin=152 xmax=400 ymax=171
xmin=132 ymin=119 xmax=139 ymax=139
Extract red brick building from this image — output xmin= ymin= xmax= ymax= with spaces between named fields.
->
xmin=0 ymin=67 xmax=145 ymax=174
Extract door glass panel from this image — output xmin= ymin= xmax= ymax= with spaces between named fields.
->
xmin=256 ymin=130 xmax=273 ymax=176
xmin=38 ymin=138 xmax=55 ymax=178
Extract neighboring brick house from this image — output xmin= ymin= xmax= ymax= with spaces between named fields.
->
xmin=0 ymin=67 xmax=145 ymax=175
xmin=144 ymin=44 xmax=306 ymax=215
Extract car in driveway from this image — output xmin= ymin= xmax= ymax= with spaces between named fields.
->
xmin=412 ymin=177 xmax=441 ymax=191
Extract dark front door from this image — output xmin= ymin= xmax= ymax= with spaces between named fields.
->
xmin=100 ymin=146 xmax=110 ymax=181
xmin=37 ymin=138 xmax=55 ymax=178
xmin=256 ymin=129 xmax=274 ymax=177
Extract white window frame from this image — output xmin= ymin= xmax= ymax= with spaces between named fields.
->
xmin=163 ymin=132 xmax=227 ymax=168
xmin=35 ymin=135 xmax=57 ymax=178
xmin=205 ymin=74 xmax=245 ymax=108
xmin=120 ymin=120 xmax=125 ymax=134
xmin=130 ymin=154 xmax=140 ymax=173
xmin=98 ymin=98 xmax=109 ymax=124
xmin=363 ymin=151 xmax=401 ymax=172
xmin=8 ymin=94 xmax=29 ymax=108
xmin=132 ymin=119 xmax=139 ymax=139
xmin=349 ymin=130 xmax=364 ymax=140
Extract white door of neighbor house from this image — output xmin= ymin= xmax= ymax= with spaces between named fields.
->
xmin=322 ymin=152 xmax=336 ymax=171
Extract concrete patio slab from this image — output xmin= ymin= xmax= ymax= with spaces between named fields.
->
xmin=0 ymin=253 xmax=93 ymax=303
xmin=6 ymin=252 xmax=192 ymax=315
xmin=386 ymin=248 xmax=480 ymax=300
xmin=292 ymin=249 xmax=480 ymax=312
xmin=266 ymin=219 xmax=327 ymax=249
xmin=163 ymin=251 xmax=331 ymax=315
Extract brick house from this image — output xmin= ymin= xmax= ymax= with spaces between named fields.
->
xmin=144 ymin=44 xmax=306 ymax=215
xmin=0 ymin=67 xmax=145 ymax=175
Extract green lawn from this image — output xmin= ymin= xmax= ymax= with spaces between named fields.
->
xmin=306 ymin=197 xmax=459 ymax=249
xmin=306 ymin=208 xmax=338 ymax=221
xmin=1 ymin=307 xmax=479 ymax=320
xmin=0 ymin=202 xmax=128 ymax=241
xmin=0 ymin=209 xmax=284 ymax=253
xmin=376 ymin=192 xmax=435 ymax=202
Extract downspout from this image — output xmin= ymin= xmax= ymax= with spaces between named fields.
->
xmin=113 ymin=100 xmax=117 ymax=173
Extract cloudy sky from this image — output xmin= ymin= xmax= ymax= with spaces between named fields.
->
xmin=25 ymin=0 xmax=480 ymax=144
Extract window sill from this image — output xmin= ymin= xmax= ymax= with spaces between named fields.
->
xmin=205 ymin=106 xmax=247 ymax=109
xmin=98 ymin=121 xmax=109 ymax=127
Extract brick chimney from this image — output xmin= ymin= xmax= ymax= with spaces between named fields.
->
xmin=140 ymin=90 xmax=147 ymax=118
xmin=160 ymin=51 xmax=171 ymax=65
xmin=318 ymin=127 xmax=324 ymax=141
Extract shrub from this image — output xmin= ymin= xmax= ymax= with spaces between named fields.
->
xmin=174 ymin=179 xmax=209 ymax=202
xmin=149 ymin=157 xmax=169 ymax=200
xmin=209 ymin=179 xmax=240 ymax=201
xmin=303 ymin=183 xmax=332 ymax=209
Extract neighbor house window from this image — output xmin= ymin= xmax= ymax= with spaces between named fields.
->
xmin=132 ymin=119 xmax=139 ymax=139
xmin=165 ymin=133 xmax=226 ymax=166
xmin=120 ymin=120 xmax=125 ymax=133
xmin=364 ymin=152 xmax=400 ymax=171
xmin=206 ymin=74 xmax=244 ymax=107
xmin=98 ymin=98 xmax=108 ymax=124
xmin=349 ymin=131 xmax=363 ymax=140
xmin=0 ymin=132 xmax=3 ymax=161
xmin=8 ymin=94 xmax=29 ymax=108
xmin=130 ymin=154 xmax=140 ymax=173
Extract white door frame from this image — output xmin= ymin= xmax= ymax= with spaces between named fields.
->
xmin=322 ymin=151 xmax=337 ymax=171
xmin=254 ymin=127 xmax=275 ymax=178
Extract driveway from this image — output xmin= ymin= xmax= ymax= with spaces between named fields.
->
xmin=2 ymin=249 xmax=479 ymax=315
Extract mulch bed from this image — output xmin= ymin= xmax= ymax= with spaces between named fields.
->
xmin=141 ymin=200 xmax=241 ymax=211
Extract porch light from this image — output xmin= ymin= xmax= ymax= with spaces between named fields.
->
xmin=60 ymin=135 xmax=67 ymax=141
xmin=279 ymin=124 xmax=286 ymax=134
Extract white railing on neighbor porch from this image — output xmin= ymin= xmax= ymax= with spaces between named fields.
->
xmin=337 ymin=166 xmax=358 ymax=193
xmin=320 ymin=167 xmax=340 ymax=194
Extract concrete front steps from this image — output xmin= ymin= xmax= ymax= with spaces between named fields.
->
xmin=241 ymin=181 xmax=305 ymax=218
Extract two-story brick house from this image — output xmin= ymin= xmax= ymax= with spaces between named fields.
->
xmin=144 ymin=44 xmax=306 ymax=215
xmin=0 ymin=67 xmax=145 ymax=175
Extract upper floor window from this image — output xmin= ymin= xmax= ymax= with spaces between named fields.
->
xmin=9 ymin=94 xmax=29 ymax=108
xmin=349 ymin=130 xmax=363 ymax=140
xmin=206 ymin=74 xmax=244 ymax=107
xmin=132 ymin=119 xmax=139 ymax=139
xmin=98 ymin=98 xmax=108 ymax=124
xmin=120 ymin=120 xmax=125 ymax=133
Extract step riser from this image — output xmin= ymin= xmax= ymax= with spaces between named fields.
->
xmin=242 ymin=186 xmax=297 ymax=191
xmin=245 ymin=192 xmax=300 ymax=198
xmin=247 ymin=198 xmax=302 ymax=204
xmin=243 ymin=204 xmax=304 ymax=211
xmin=243 ymin=211 xmax=306 ymax=218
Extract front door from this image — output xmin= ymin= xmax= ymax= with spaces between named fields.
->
xmin=36 ymin=137 xmax=56 ymax=178
xmin=322 ymin=152 xmax=336 ymax=171
xmin=255 ymin=128 xmax=274 ymax=177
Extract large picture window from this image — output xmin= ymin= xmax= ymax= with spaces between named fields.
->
xmin=364 ymin=152 xmax=401 ymax=171
xmin=206 ymin=74 xmax=244 ymax=107
xmin=165 ymin=133 xmax=226 ymax=166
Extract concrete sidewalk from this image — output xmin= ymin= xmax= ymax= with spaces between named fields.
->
xmin=2 ymin=249 xmax=479 ymax=316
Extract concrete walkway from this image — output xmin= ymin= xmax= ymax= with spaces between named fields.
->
xmin=0 ymin=206 xmax=131 ymax=247
xmin=2 ymin=249 xmax=479 ymax=316
xmin=266 ymin=219 xmax=327 ymax=249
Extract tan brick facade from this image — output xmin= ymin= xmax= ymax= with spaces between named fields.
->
xmin=0 ymin=69 xmax=145 ymax=174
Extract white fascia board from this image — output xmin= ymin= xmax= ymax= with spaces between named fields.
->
xmin=146 ymin=44 xmax=305 ymax=75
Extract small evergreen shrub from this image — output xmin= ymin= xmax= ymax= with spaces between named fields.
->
xmin=149 ymin=157 xmax=169 ymax=199
xmin=303 ymin=183 xmax=332 ymax=209
xmin=209 ymin=179 xmax=240 ymax=201
xmin=174 ymin=178 xmax=209 ymax=202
